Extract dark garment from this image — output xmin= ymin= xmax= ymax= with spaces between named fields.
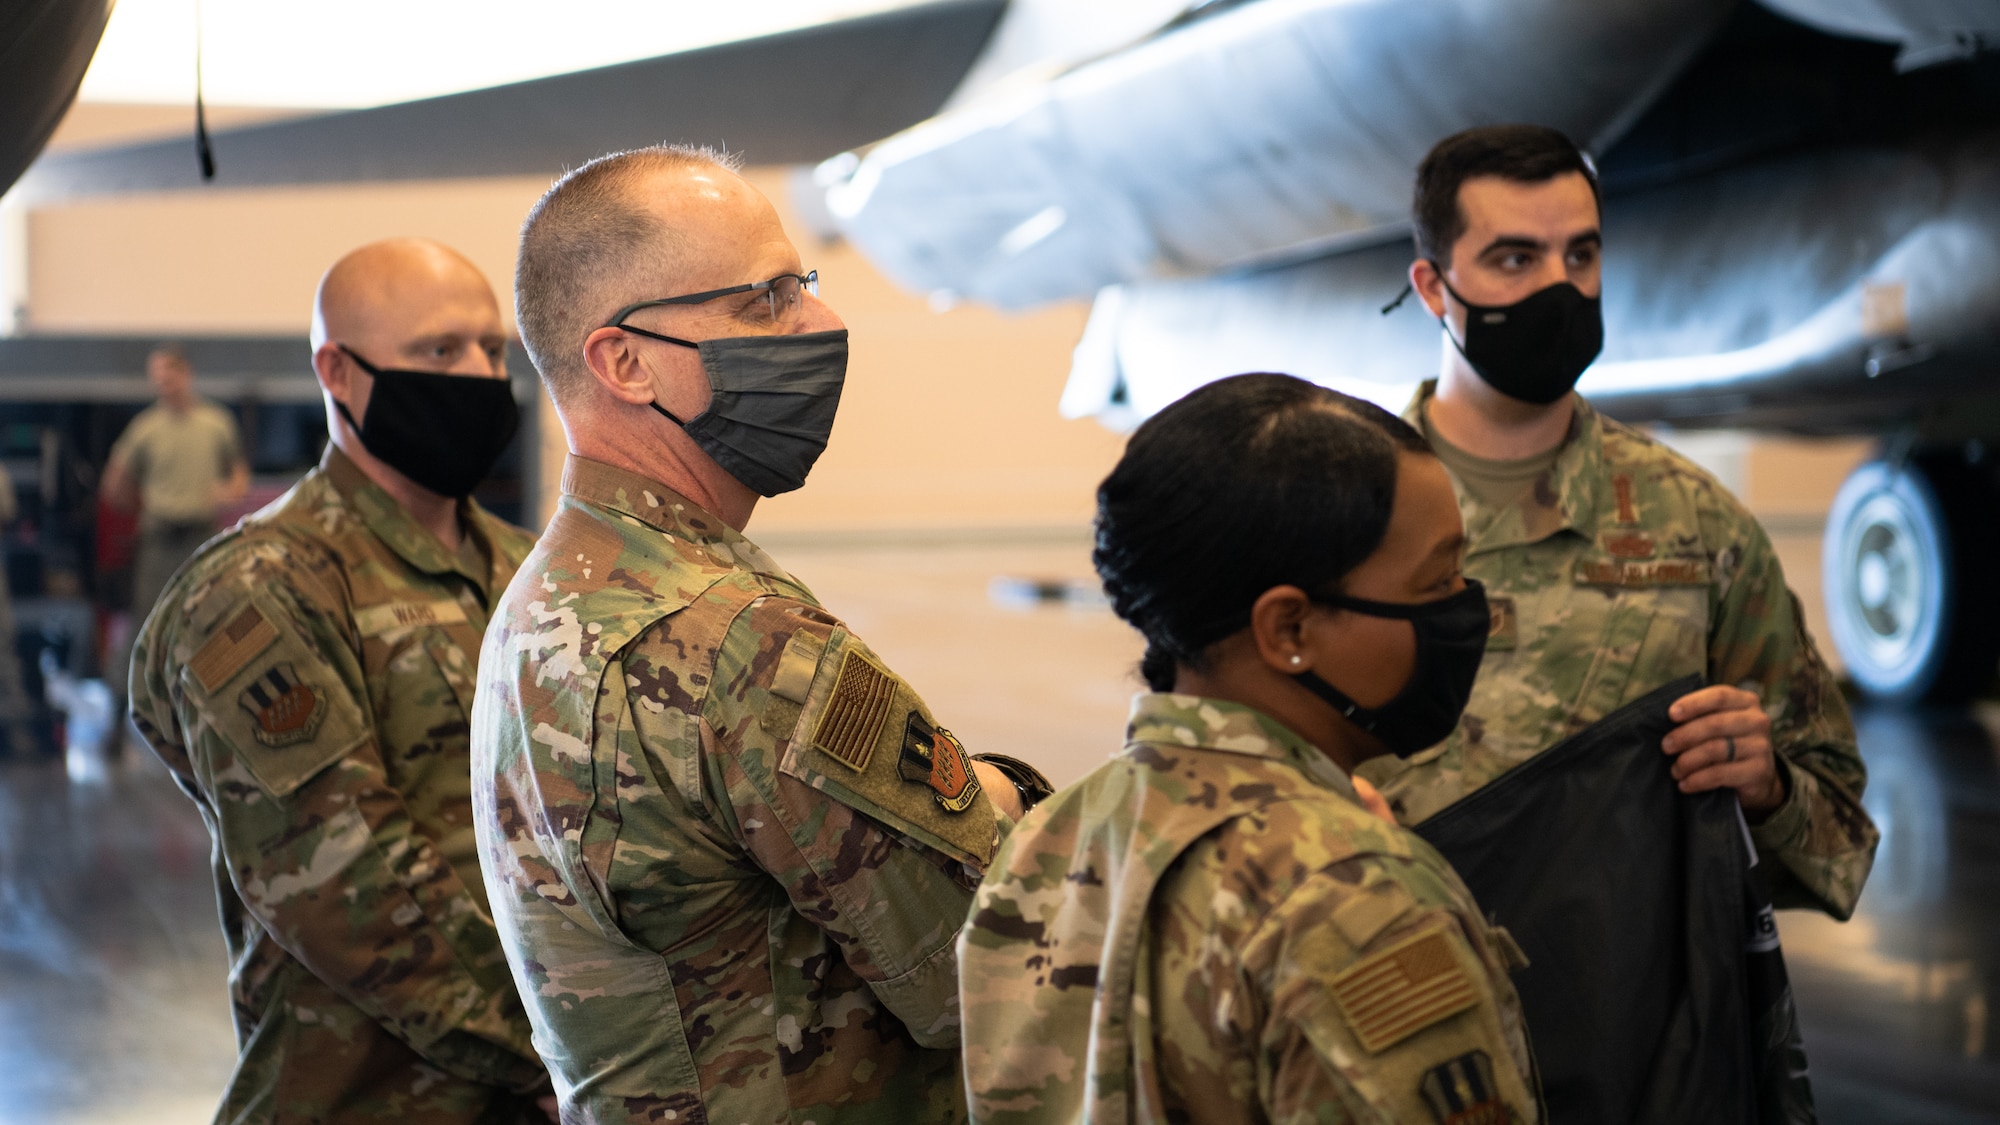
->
xmin=1416 ymin=674 xmax=1814 ymax=1125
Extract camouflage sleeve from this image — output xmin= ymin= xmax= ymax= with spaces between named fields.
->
xmin=138 ymin=549 xmax=544 ymax=1090
xmin=1270 ymin=857 xmax=1540 ymax=1125
xmin=1704 ymin=504 xmax=1879 ymax=918
xmin=696 ymin=595 xmax=1003 ymax=1048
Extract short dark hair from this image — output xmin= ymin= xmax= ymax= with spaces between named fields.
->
xmin=1412 ymin=125 xmax=1599 ymax=264
xmin=1093 ymin=373 xmax=1432 ymax=692
xmin=515 ymin=144 xmax=740 ymax=403
xmin=148 ymin=342 xmax=191 ymax=369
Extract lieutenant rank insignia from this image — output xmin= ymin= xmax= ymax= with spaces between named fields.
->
xmin=899 ymin=711 xmax=980 ymax=813
xmin=238 ymin=664 xmax=329 ymax=748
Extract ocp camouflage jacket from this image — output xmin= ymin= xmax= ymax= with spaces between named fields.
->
xmin=472 ymin=456 xmax=1011 ymax=1125
xmin=1363 ymin=386 xmax=1878 ymax=918
xmin=129 ymin=446 xmax=548 ymax=1125
xmin=960 ymin=693 xmax=1541 ymax=1125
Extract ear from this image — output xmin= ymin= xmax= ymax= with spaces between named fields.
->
xmin=1247 ymin=585 xmax=1316 ymax=674
xmin=583 ymin=326 xmax=661 ymax=406
xmin=312 ymin=342 xmax=350 ymax=399
xmin=1411 ymin=257 xmax=1448 ymax=319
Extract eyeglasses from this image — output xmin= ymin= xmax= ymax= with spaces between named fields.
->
xmin=606 ymin=270 xmax=819 ymax=331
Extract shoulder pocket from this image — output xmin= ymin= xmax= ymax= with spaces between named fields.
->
xmin=778 ymin=633 xmax=1000 ymax=866
xmin=181 ymin=594 xmax=370 ymax=797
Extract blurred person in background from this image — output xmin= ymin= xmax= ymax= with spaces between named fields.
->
xmin=128 ymin=239 xmax=553 ymax=1123
xmin=103 ymin=343 xmax=249 ymax=617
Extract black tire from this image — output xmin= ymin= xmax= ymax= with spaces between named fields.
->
xmin=1821 ymin=454 xmax=2000 ymax=704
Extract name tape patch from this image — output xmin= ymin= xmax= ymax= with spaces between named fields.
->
xmin=1574 ymin=558 xmax=1711 ymax=588
xmin=1330 ymin=929 xmax=1480 ymax=1053
xmin=812 ymin=650 xmax=897 ymax=772
xmin=190 ymin=605 xmax=279 ymax=692
xmin=354 ymin=599 xmax=469 ymax=636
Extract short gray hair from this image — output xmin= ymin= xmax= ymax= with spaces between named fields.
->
xmin=515 ymin=144 xmax=741 ymax=403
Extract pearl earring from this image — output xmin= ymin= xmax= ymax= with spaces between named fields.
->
xmin=1289 ymin=655 xmax=1303 ymax=666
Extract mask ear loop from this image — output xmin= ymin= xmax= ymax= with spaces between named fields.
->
xmin=613 ymin=324 xmax=704 ymax=428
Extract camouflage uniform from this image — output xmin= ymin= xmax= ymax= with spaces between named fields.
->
xmin=128 ymin=446 xmax=549 ymax=1124
xmin=1359 ymin=384 xmax=1879 ymax=917
xmin=961 ymin=693 xmax=1542 ymax=1125
xmin=472 ymin=457 xmax=1009 ymax=1125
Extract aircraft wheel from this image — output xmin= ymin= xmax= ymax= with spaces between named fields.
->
xmin=1822 ymin=454 xmax=2000 ymax=704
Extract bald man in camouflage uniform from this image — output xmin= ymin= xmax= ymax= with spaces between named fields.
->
xmin=476 ymin=146 xmax=1033 ymax=1123
xmin=129 ymin=239 xmax=550 ymax=1123
xmin=962 ymin=694 xmax=1541 ymax=1125
xmin=1358 ymin=126 xmax=1876 ymax=918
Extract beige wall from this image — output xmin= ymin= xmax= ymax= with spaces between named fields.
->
xmin=18 ymin=108 xmax=1123 ymax=536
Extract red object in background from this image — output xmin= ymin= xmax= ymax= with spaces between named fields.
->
xmin=93 ymin=492 xmax=138 ymax=575
xmin=217 ymin=480 xmax=292 ymax=528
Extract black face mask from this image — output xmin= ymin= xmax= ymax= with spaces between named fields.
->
xmin=1294 ymin=579 xmax=1490 ymax=758
xmin=622 ymin=327 xmax=849 ymax=497
xmin=1439 ymin=277 xmax=1603 ymax=406
xmin=334 ymin=345 xmax=520 ymax=499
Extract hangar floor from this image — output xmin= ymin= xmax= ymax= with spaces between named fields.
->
xmin=2 ymin=540 xmax=1997 ymax=1124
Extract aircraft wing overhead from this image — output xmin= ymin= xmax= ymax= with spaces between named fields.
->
xmin=15 ymin=0 xmax=1004 ymax=201
xmin=1758 ymin=0 xmax=2000 ymax=68
xmin=0 ymin=0 xmax=113 ymax=199
xmin=820 ymin=0 xmax=1734 ymax=310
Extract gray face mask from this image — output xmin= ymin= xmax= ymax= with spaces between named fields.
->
xmin=623 ymin=327 xmax=849 ymax=496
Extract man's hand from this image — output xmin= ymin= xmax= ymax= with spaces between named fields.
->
xmin=973 ymin=761 xmax=1025 ymax=821
xmin=1663 ymin=684 xmax=1786 ymax=813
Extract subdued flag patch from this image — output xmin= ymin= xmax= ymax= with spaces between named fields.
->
xmin=812 ymin=650 xmax=896 ymax=772
xmin=1419 ymin=1050 xmax=1510 ymax=1125
xmin=1330 ymin=928 xmax=1480 ymax=1053
xmin=190 ymin=604 xmax=278 ymax=692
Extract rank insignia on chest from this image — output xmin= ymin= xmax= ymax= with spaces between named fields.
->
xmin=899 ymin=711 xmax=981 ymax=813
xmin=1603 ymin=532 xmax=1656 ymax=559
xmin=238 ymin=663 xmax=329 ymax=748
xmin=1419 ymin=1051 xmax=1509 ymax=1125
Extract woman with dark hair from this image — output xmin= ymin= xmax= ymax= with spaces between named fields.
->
xmin=958 ymin=374 xmax=1542 ymax=1125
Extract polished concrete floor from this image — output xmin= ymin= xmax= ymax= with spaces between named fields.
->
xmin=3 ymin=541 xmax=1998 ymax=1123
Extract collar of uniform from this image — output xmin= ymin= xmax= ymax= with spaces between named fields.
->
xmin=1403 ymin=380 xmax=1608 ymax=557
xmin=1125 ymin=692 xmax=1358 ymax=799
xmin=560 ymin=456 xmax=741 ymax=543
xmin=319 ymin=444 xmax=489 ymax=583
xmin=559 ymin=455 xmax=801 ymax=586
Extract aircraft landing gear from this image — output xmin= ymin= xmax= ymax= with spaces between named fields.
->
xmin=1822 ymin=452 xmax=2000 ymax=704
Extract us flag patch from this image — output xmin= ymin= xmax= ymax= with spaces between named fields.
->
xmin=811 ymin=650 xmax=896 ymax=772
xmin=1330 ymin=928 xmax=1480 ymax=1053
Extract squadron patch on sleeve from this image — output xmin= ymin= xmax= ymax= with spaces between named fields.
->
xmin=1419 ymin=1050 xmax=1510 ymax=1125
xmin=190 ymin=605 xmax=278 ymax=692
xmin=238 ymin=663 xmax=329 ymax=748
xmin=899 ymin=711 xmax=981 ymax=813
xmin=811 ymin=650 xmax=897 ymax=772
xmin=1330 ymin=928 xmax=1481 ymax=1053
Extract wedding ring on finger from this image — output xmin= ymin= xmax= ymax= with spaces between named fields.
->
xmin=1725 ymin=736 xmax=1737 ymax=763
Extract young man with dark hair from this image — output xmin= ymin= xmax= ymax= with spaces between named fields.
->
xmin=1365 ymin=123 xmax=1874 ymax=911
xmin=1357 ymin=124 xmax=1879 ymax=1113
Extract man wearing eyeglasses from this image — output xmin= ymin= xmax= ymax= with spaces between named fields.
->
xmin=473 ymin=145 xmax=1049 ymax=1125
